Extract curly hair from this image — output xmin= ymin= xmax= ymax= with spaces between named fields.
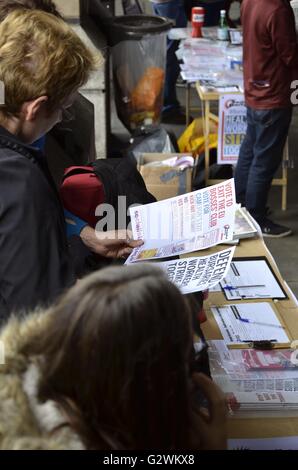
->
xmin=0 ymin=8 xmax=100 ymax=116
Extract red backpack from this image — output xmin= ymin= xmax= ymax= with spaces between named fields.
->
xmin=60 ymin=158 xmax=156 ymax=229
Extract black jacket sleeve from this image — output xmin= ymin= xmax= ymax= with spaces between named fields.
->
xmin=0 ymin=149 xmax=75 ymax=322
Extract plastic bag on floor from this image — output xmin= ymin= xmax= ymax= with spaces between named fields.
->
xmin=178 ymin=117 xmax=218 ymax=157
xmin=126 ymin=127 xmax=177 ymax=162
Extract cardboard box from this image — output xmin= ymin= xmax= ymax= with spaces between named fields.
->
xmin=138 ymin=153 xmax=193 ymax=201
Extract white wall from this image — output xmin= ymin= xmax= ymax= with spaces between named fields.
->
xmin=55 ymin=0 xmax=80 ymax=19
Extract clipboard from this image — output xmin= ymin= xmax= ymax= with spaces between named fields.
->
xmin=220 ymin=256 xmax=288 ymax=301
xmin=210 ymin=301 xmax=292 ymax=346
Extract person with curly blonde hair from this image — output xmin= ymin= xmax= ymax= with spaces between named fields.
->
xmin=0 ymin=0 xmax=142 ymax=275
xmin=0 ymin=9 xmax=142 ymax=322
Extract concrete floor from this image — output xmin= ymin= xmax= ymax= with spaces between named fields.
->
xmin=266 ymin=107 xmax=298 ymax=298
xmin=111 ymin=84 xmax=298 ymax=298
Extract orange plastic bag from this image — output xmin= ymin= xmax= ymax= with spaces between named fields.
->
xmin=131 ymin=66 xmax=165 ymax=111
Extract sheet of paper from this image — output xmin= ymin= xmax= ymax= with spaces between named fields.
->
xmin=211 ymin=303 xmax=289 ymax=344
xmin=233 ymin=205 xmax=259 ymax=239
xmin=168 ymin=27 xmax=191 ymax=40
xmin=220 ymin=259 xmax=286 ymax=300
xmin=126 ymin=179 xmax=236 ymax=263
xmin=202 ymin=85 xmax=239 ymax=93
xmin=227 ymin=390 xmax=298 ymax=411
xmin=180 ymin=70 xmax=217 ymax=82
xmin=158 ymin=247 xmax=235 ymax=294
xmin=228 ymin=436 xmax=298 ymax=450
xmin=209 ymin=284 xmax=222 ymax=293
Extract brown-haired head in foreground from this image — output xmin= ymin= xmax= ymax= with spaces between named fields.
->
xmin=0 ymin=0 xmax=62 ymax=22
xmin=25 ymin=264 xmax=198 ymax=450
xmin=0 ymin=9 xmax=99 ymax=117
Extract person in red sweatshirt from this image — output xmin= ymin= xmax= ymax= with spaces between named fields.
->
xmin=235 ymin=0 xmax=298 ymax=237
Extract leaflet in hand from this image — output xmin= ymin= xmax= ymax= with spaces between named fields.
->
xmin=127 ymin=179 xmax=236 ymax=263
xmin=159 ymin=247 xmax=235 ymax=294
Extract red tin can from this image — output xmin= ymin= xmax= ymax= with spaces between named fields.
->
xmin=191 ymin=7 xmax=205 ymax=38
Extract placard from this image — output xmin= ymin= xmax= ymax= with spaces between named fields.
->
xmin=218 ymin=93 xmax=247 ymax=165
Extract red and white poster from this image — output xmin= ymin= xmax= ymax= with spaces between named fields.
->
xmin=217 ymin=93 xmax=247 ymax=165
xmin=126 ymin=179 xmax=236 ymax=263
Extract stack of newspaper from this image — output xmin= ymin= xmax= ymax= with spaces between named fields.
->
xmin=176 ymin=37 xmax=243 ymax=87
xmin=233 ymin=205 xmax=259 ymax=240
xmin=209 ymin=340 xmax=298 ymax=415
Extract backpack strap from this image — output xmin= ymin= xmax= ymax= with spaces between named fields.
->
xmin=91 ymin=160 xmax=119 ymax=207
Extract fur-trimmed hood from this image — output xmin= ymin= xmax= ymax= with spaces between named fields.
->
xmin=0 ymin=311 xmax=84 ymax=450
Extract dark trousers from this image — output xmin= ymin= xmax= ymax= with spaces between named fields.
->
xmin=235 ymin=107 xmax=292 ymax=223
xmin=151 ymin=0 xmax=187 ymax=111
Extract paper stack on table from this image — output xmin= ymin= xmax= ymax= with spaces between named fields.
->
xmin=209 ymin=340 xmax=298 ymax=415
xmin=177 ymin=37 xmax=243 ymax=85
xmin=233 ymin=205 xmax=259 ymax=240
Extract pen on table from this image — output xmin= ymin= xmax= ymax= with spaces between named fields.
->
xmin=223 ymin=284 xmax=266 ymax=291
xmin=241 ymin=294 xmax=270 ymax=298
xmin=241 ymin=339 xmax=277 ymax=343
xmin=227 ymin=340 xmax=291 ymax=350
xmin=236 ymin=318 xmax=285 ymax=329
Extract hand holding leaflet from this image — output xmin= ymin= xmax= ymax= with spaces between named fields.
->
xmin=126 ymin=179 xmax=236 ymax=263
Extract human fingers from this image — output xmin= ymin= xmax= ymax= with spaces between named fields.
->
xmin=191 ymin=373 xmax=227 ymax=425
xmin=119 ymin=247 xmax=134 ymax=258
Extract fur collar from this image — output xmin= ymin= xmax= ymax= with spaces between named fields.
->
xmin=0 ymin=311 xmax=84 ymax=450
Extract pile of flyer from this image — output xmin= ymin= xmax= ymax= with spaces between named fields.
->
xmin=176 ymin=37 xmax=243 ymax=86
xmin=209 ymin=340 xmax=298 ymax=416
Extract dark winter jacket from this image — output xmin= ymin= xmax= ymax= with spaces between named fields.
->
xmin=0 ymin=126 xmax=75 ymax=323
